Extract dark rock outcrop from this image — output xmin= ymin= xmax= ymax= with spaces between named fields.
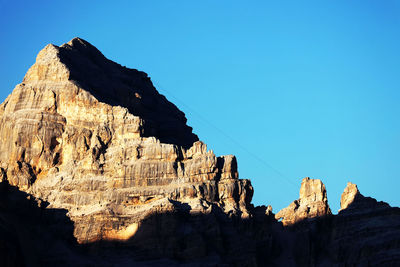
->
xmin=328 ymin=183 xmax=400 ymax=266
xmin=274 ymin=181 xmax=400 ymax=266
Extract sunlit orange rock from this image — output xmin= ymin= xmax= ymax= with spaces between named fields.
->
xmin=275 ymin=177 xmax=331 ymax=225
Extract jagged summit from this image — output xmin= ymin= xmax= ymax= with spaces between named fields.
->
xmin=63 ymin=37 xmax=105 ymax=55
xmin=339 ymin=182 xmax=391 ymax=213
xmin=23 ymin=37 xmax=198 ymax=148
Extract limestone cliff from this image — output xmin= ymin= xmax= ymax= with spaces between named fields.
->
xmin=1 ymin=38 xmax=399 ymax=266
xmin=0 ymin=38 xmax=253 ymax=244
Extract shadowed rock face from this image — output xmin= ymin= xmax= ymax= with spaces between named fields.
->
xmin=328 ymin=186 xmax=400 ymax=266
xmin=1 ymin=38 xmax=400 ymax=266
xmin=275 ymin=180 xmax=400 ymax=266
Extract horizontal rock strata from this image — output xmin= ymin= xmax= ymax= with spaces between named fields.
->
xmin=0 ymin=38 xmax=253 ymax=244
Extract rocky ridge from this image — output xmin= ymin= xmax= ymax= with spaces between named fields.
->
xmin=0 ymin=38 xmax=399 ymax=266
xmin=0 ymin=38 xmax=252 ymax=244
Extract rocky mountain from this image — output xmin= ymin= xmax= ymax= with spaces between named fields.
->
xmin=0 ymin=38 xmax=399 ymax=266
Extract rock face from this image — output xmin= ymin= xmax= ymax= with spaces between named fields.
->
xmin=1 ymin=38 xmax=400 ymax=266
xmin=327 ymin=184 xmax=400 ymax=266
xmin=275 ymin=177 xmax=331 ymax=225
xmin=0 ymin=38 xmax=253 ymax=244
xmin=339 ymin=181 xmax=359 ymax=211
xmin=269 ymin=181 xmax=400 ymax=266
xmin=298 ymin=182 xmax=400 ymax=266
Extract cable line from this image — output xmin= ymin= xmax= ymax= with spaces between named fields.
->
xmin=152 ymin=80 xmax=298 ymax=192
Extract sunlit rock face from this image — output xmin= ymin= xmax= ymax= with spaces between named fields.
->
xmin=0 ymin=38 xmax=253 ymax=243
xmin=339 ymin=182 xmax=359 ymax=211
xmin=275 ymin=177 xmax=331 ymax=225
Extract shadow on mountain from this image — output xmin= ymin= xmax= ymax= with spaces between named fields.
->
xmin=0 ymin=181 xmax=79 ymax=267
xmin=57 ymin=38 xmax=198 ymax=149
xmin=0 ymin=182 xmax=281 ymax=266
xmin=330 ymin=193 xmax=400 ymax=266
xmin=80 ymin=206 xmax=281 ymax=266
xmin=2 ymin=181 xmax=400 ymax=266
xmin=278 ymin=194 xmax=400 ymax=266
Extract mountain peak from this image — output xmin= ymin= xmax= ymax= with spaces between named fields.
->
xmin=0 ymin=36 xmax=253 ymax=244
xmin=65 ymin=37 xmax=92 ymax=47
xmin=21 ymin=38 xmax=198 ymax=148
xmin=61 ymin=37 xmax=106 ymax=60
xmin=24 ymin=37 xmax=111 ymax=83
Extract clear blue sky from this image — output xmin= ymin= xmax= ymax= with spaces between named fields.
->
xmin=1 ymin=1 xmax=399 ymax=212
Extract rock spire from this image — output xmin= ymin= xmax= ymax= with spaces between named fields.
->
xmin=275 ymin=177 xmax=331 ymax=225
